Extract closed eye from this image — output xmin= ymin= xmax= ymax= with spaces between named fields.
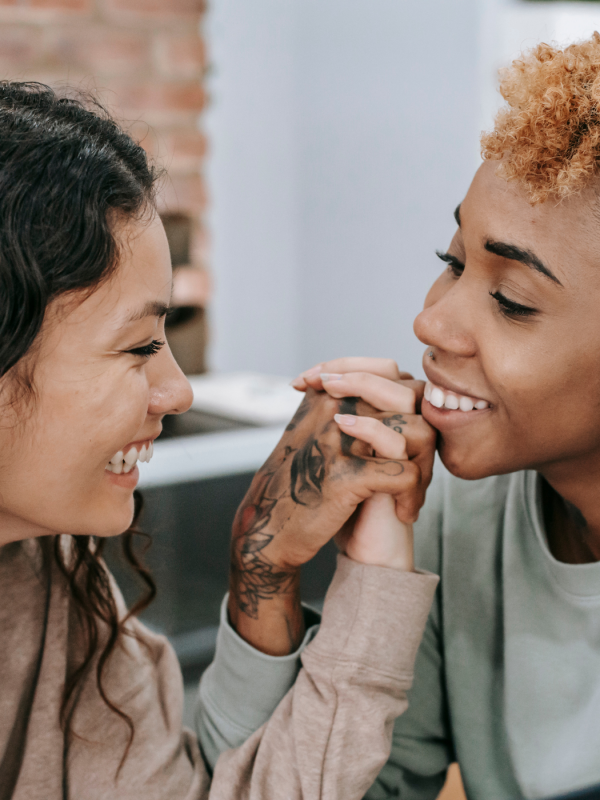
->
xmin=436 ymin=250 xmax=464 ymax=278
xmin=127 ymin=339 xmax=166 ymax=358
xmin=490 ymin=291 xmax=537 ymax=318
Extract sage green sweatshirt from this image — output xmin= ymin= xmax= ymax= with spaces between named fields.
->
xmin=199 ymin=467 xmax=600 ymax=799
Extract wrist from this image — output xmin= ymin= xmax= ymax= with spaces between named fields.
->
xmin=348 ymin=549 xmax=414 ymax=571
xmin=228 ymin=564 xmax=305 ymax=656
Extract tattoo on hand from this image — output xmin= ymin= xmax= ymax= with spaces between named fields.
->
xmin=231 ymin=392 xmax=386 ymax=620
xmin=285 ymin=394 xmax=310 ymax=431
xmin=230 ymin=465 xmax=298 ymax=619
xmin=231 ymin=435 xmax=327 ymax=617
xmin=290 ymin=439 xmax=325 ymax=506
xmin=382 ymin=414 xmax=407 ymax=434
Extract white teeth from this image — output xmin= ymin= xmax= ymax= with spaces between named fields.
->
xmin=124 ymin=447 xmax=138 ymax=466
xmin=106 ymin=440 xmax=154 ymax=474
xmin=425 ymin=381 xmax=490 ymax=412
xmin=430 ymin=387 xmax=445 ymax=408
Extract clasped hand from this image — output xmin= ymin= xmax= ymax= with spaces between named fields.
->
xmin=230 ymin=357 xmax=436 ymax=623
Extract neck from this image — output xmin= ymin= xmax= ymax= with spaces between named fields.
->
xmin=539 ymin=454 xmax=600 ymax=563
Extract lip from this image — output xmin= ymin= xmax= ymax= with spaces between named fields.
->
xmin=423 ymin=364 xmax=489 ymax=403
xmin=421 ymin=364 xmax=493 ymax=432
xmin=105 ymin=464 xmax=140 ymax=489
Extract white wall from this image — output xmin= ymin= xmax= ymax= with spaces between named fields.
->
xmin=204 ymin=0 xmax=482 ymax=380
xmin=481 ymin=0 xmax=600 ymax=135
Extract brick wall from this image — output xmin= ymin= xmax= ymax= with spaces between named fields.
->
xmin=0 ymin=0 xmax=209 ymax=370
xmin=0 ymin=0 xmax=207 ymax=260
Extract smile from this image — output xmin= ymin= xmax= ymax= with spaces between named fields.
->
xmin=105 ymin=440 xmax=154 ymax=475
xmin=424 ymin=381 xmax=490 ymax=412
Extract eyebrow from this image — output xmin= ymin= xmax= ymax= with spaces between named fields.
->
xmin=454 ymin=204 xmax=461 ymax=227
xmin=125 ymin=300 xmax=170 ymax=323
xmin=484 ymin=239 xmax=562 ymax=286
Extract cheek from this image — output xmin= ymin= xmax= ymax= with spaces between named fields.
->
xmin=45 ymin=371 xmax=149 ymax=468
xmin=0 ymin=370 xmax=150 ymax=539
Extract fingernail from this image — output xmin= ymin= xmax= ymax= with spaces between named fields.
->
xmin=301 ymin=364 xmax=323 ymax=379
xmin=334 ymin=413 xmax=356 ymax=426
xmin=289 ymin=377 xmax=305 ymax=388
xmin=321 ymin=373 xmax=343 ymax=382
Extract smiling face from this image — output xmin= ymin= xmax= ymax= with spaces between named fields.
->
xmin=0 ymin=213 xmax=193 ymax=545
xmin=414 ymin=160 xmax=600 ymax=482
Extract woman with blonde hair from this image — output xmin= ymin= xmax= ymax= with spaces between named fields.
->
xmin=211 ymin=33 xmax=600 ymax=799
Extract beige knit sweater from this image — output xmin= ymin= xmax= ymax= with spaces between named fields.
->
xmin=0 ymin=538 xmax=438 ymax=800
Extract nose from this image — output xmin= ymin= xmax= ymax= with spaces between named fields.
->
xmin=147 ymin=344 xmax=194 ymax=417
xmin=413 ymin=275 xmax=476 ymax=359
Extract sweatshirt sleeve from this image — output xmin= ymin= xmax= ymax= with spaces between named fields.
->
xmin=60 ymin=552 xmax=437 ymax=800
xmin=206 ymin=554 xmax=439 ymax=800
xmin=196 ymin=597 xmax=320 ymax=769
xmin=365 ymin=463 xmax=454 ymax=800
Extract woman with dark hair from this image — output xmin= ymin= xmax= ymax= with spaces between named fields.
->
xmin=0 ymin=81 xmax=438 ymax=799
xmin=204 ymin=34 xmax=600 ymax=800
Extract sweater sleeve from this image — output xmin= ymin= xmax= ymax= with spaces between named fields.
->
xmin=62 ymin=554 xmax=436 ymax=800
xmin=196 ymin=597 xmax=320 ymax=769
xmin=207 ymin=554 xmax=439 ymax=800
xmin=365 ymin=463 xmax=454 ymax=800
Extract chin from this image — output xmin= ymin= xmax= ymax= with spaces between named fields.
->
xmin=86 ymin=496 xmax=136 ymax=538
xmin=438 ymin=440 xmax=517 ymax=481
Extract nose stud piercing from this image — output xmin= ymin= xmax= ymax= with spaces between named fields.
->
xmin=427 ymin=350 xmax=435 ymax=359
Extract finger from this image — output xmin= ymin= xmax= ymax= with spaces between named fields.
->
xmin=334 ymin=414 xmax=407 ymax=459
xmin=404 ymin=416 xmax=436 ymax=488
xmin=402 ymin=379 xmax=426 ymax=411
xmin=293 ymin=357 xmax=412 ymax=392
xmin=353 ymin=459 xmax=422 ymax=522
xmin=322 ymin=372 xmax=417 ymax=413
xmin=320 ymin=357 xmax=409 ymax=381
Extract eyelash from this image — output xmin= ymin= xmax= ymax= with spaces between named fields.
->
xmin=436 ymin=250 xmax=463 ymax=278
xmin=435 ymin=250 xmax=537 ymax=319
xmin=128 ymin=339 xmax=166 ymax=359
xmin=488 ymin=291 xmax=536 ymax=318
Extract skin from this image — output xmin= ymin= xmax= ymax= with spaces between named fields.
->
xmin=236 ymin=159 xmax=600 ymax=656
xmin=414 ymin=161 xmax=600 ymax=561
xmin=0 ymin=208 xmax=418 ymax=660
xmin=0 ymin=213 xmax=193 ymax=545
xmin=227 ymin=388 xmax=426 ymax=655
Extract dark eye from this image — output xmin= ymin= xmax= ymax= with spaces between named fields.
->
xmin=128 ymin=339 xmax=166 ymax=358
xmin=489 ymin=291 xmax=536 ymax=318
xmin=436 ymin=250 xmax=464 ymax=278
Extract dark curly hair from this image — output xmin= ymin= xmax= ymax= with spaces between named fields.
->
xmin=482 ymin=31 xmax=600 ymax=204
xmin=0 ymin=81 xmax=159 ymax=770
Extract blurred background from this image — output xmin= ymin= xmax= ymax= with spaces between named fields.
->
xmin=2 ymin=0 xmax=600 ymax=795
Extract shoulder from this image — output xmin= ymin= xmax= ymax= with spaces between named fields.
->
xmin=414 ymin=459 xmax=518 ymax=575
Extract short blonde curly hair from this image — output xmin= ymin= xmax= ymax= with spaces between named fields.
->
xmin=481 ymin=31 xmax=600 ymax=204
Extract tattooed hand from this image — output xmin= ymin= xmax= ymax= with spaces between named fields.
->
xmin=292 ymin=356 xmax=436 ymax=562
xmin=228 ymin=386 xmax=423 ymax=654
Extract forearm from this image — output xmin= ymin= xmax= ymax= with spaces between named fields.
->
xmin=211 ymin=556 xmax=440 ymax=800
xmin=227 ymin=561 xmax=305 ymax=656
